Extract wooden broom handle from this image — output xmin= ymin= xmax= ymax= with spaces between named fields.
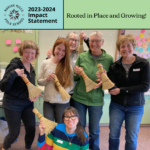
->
xmin=33 ymin=108 xmax=43 ymax=119
xmin=80 ymin=38 xmax=83 ymax=45
xmin=21 ymin=74 xmax=30 ymax=84
xmin=78 ymin=68 xmax=87 ymax=79
xmin=97 ymin=64 xmax=104 ymax=74
xmin=79 ymin=33 xmax=83 ymax=45
xmin=54 ymin=76 xmax=61 ymax=87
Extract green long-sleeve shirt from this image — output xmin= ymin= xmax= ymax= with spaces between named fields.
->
xmin=72 ymin=49 xmax=113 ymax=106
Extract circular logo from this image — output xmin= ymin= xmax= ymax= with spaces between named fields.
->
xmin=4 ymin=4 xmax=24 ymax=26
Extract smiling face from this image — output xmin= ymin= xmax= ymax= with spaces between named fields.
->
xmin=53 ymin=43 xmax=66 ymax=61
xmin=63 ymin=111 xmax=79 ymax=133
xmin=119 ymin=40 xmax=134 ymax=58
xmin=89 ymin=34 xmax=104 ymax=55
xmin=21 ymin=48 xmax=36 ymax=64
xmin=68 ymin=33 xmax=79 ymax=52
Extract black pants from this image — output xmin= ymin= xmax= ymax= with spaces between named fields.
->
xmin=69 ymin=94 xmax=74 ymax=107
xmin=43 ymin=101 xmax=70 ymax=123
xmin=3 ymin=103 xmax=35 ymax=149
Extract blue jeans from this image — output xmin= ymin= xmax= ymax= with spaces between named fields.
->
xmin=73 ymin=100 xmax=103 ymax=150
xmin=109 ymin=101 xmax=144 ymax=150
xmin=43 ymin=101 xmax=70 ymax=123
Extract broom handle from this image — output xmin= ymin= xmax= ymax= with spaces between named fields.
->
xmin=80 ymin=38 xmax=83 ymax=45
xmin=97 ymin=64 xmax=104 ymax=74
xmin=79 ymin=32 xmax=83 ymax=45
xmin=54 ymin=76 xmax=61 ymax=87
xmin=33 ymin=108 xmax=43 ymax=119
xmin=21 ymin=74 xmax=30 ymax=84
xmin=97 ymin=64 xmax=110 ymax=82
xmin=78 ymin=68 xmax=87 ymax=79
xmin=48 ymin=70 xmax=61 ymax=87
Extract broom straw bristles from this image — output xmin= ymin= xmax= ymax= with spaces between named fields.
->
xmin=97 ymin=63 xmax=114 ymax=90
xmin=78 ymin=37 xmax=84 ymax=54
xmin=21 ymin=74 xmax=42 ymax=99
xmin=54 ymin=76 xmax=71 ymax=101
xmin=78 ymin=68 xmax=97 ymax=92
xmin=33 ymin=108 xmax=57 ymax=135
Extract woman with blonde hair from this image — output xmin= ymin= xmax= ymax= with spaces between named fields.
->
xmin=0 ymin=40 xmax=39 ymax=150
xmin=66 ymin=32 xmax=80 ymax=68
xmin=38 ymin=37 xmax=74 ymax=123
xmin=107 ymin=34 xmax=150 ymax=150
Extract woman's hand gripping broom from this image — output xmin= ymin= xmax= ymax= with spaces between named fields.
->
xmin=97 ymin=63 xmax=114 ymax=90
xmin=78 ymin=67 xmax=97 ymax=92
xmin=21 ymin=74 xmax=43 ymax=100
xmin=54 ymin=75 xmax=71 ymax=101
xmin=33 ymin=108 xmax=57 ymax=135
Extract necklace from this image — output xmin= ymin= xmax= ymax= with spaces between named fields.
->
xmin=66 ymin=135 xmax=74 ymax=145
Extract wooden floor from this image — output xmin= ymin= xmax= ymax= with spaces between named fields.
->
xmin=0 ymin=125 xmax=150 ymax=150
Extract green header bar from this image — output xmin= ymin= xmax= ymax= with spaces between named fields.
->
xmin=64 ymin=0 xmax=149 ymax=29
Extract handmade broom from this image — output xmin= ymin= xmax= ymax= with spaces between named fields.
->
xmin=33 ymin=108 xmax=57 ymax=135
xmin=78 ymin=35 xmax=84 ymax=54
xmin=97 ymin=63 xmax=114 ymax=90
xmin=54 ymin=75 xmax=71 ymax=101
xmin=21 ymin=74 xmax=43 ymax=99
xmin=78 ymin=68 xmax=97 ymax=92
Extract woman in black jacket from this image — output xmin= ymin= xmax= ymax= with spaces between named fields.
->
xmin=0 ymin=40 xmax=39 ymax=150
xmin=107 ymin=34 xmax=150 ymax=150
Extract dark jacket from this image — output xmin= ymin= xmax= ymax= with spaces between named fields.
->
xmin=108 ymin=54 xmax=150 ymax=106
xmin=0 ymin=57 xmax=35 ymax=110
xmin=84 ymin=38 xmax=90 ymax=49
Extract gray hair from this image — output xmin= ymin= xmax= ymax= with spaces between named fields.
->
xmin=66 ymin=32 xmax=79 ymax=41
xmin=89 ymin=31 xmax=103 ymax=39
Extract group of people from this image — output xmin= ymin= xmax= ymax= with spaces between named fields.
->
xmin=0 ymin=31 xmax=149 ymax=150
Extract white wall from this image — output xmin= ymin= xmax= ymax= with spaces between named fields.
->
xmin=38 ymin=30 xmax=118 ymax=72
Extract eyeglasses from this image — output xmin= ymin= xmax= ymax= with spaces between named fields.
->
xmin=89 ymin=40 xmax=102 ymax=43
xmin=64 ymin=115 xmax=77 ymax=121
xmin=69 ymin=38 xmax=79 ymax=43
